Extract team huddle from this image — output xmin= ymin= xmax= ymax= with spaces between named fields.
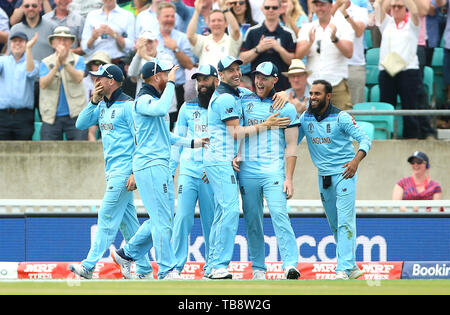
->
xmin=69 ymin=55 xmax=371 ymax=281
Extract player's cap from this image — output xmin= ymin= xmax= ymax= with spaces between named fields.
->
xmin=139 ymin=30 xmax=157 ymax=41
xmin=252 ymin=61 xmax=278 ymax=77
xmin=9 ymin=31 xmax=28 ymax=41
xmin=191 ymin=64 xmax=218 ymax=79
xmin=141 ymin=59 xmax=174 ymax=79
xmin=217 ymin=56 xmax=243 ymax=72
xmin=407 ymin=151 xmax=430 ymax=168
xmin=89 ymin=64 xmax=124 ymax=82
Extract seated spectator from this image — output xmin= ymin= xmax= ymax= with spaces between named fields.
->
xmin=0 ymin=31 xmax=39 ymax=140
xmin=43 ymin=0 xmax=86 ymax=56
xmin=10 ymin=0 xmax=55 ymax=26
xmin=39 ymin=26 xmax=87 ymax=140
xmin=69 ymin=0 xmax=103 ymax=18
xmin=187 ymin=0 xmax=241 ymax=67
xmin=135 ymin=0 xmax=185 ymax=37
xmin=0 ymin=0 xmax=20 ymax=19
xmin=81 ymin=0 xmax=135 ymax=67
xmin=279 ymin=0 xmax=308 ymax=37
xmin=392 ymin=151 xmax=443 ymax=212
xmin=295 ymin=0 xmax=354 ymax=110
xmin=282 ymin=58 xmax=310 ymax=114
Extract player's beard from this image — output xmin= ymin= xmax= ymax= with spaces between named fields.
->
xmin=309 ymin=97 xmax=327 ymax=115
xmin=197 ymin=84 xmax=215 ymax=109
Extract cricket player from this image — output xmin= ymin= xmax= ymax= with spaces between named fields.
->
xmin=297 ymin=79 xmax=371 ymax=280
xmin=169 ymin=65 xmax=219 ymax=276
xmin=69 ymin=64 xmax=152 ymax=279
xmin=233 ymin=62 xmax=301 ymax=280
xmin=204 ymin=56 xmax=291 ymax=279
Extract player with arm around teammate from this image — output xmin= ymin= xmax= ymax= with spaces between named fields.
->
xmin=69 ymin=64 xmax=152 ymax=279
xmin=297 ymin=79 xmax=371 ymax=280
xmin=232 ymin=61 xmax=301 ymax=280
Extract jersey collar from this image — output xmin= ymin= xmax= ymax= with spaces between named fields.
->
xmin=216 ymin=82 xmax=240 ymax=98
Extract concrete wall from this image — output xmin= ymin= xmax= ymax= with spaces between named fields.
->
xmin=0 ymin=140 xmax=448 ymax=200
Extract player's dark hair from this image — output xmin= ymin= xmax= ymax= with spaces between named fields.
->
xmin=312 ymin=79 xmax=332 ymax=94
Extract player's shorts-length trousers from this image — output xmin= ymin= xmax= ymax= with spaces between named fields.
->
xmin=204 ymin=164 xmax=240 ymax=271
xmin=319 ymin=173 xmax=358 ymax=274
xmin=123 ymin=165 xmax=176 ymax=279
xmin=239 ymin=176 xmax=299 ymax=272
xmin=172 ymin=174 xmax=215 ymax=272
xmin=82 ymin=174 xmax=152 ymax=275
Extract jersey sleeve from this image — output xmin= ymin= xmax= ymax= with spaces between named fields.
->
xmin=337 ymin=112 xmax=371 ymax=154
xmin=281 ymin=103 xmax=301 ymax=128
xmin=214 ymin=94 xmax=240 ymax=122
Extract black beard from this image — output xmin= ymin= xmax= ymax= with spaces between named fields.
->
xmin=309 ymin=98 xmax=327 ymax=115
xmin=197 ymin=85 xmax=215 ymax=109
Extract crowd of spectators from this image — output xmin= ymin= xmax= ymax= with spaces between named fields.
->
xmin=0 ymin=0 xmax=448 ymax=141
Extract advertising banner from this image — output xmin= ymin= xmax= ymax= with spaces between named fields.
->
xmin=402 ymin=261 xmax=450 ymax=279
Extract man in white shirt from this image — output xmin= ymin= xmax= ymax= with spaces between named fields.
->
xmin=186 ymin=0 xmax=241 ymax=67
xmin=81 ymin=0 xmax=135 ymax=62
xmin=296 ymin=0 xmax=355 ymax=110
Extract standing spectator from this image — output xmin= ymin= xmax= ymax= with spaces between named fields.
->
xmin=249 ymin=0 xmax=264 ymax=23
xmin=296 ymin=0 xmax=355 ymax=110
xmin=187 ymin=0 xmax=242 ymax=67
xmin=392 ymin=151 xmax=443 ymax=212
xmin=0 ymin=0 xmax=20 ymax=19
xmin=69 ymin=0 xmax=103 ymax=18
xmin=135 ymin=0 xmax=185 ymax=37
xmin=10 ymin=0 xmax=54 ymax=26
xmin=121 ymin=0 xmax=150 ymax=16
xmin=436 ymin=0 xmax=449 ymax=112
xmin=39 ymin=26 xmax=87 ymax=140
xmin=81 ymin=0 xmax=135 ymax=66
xmin=0 ymin=7 xmax=9 ymax=52
xmin=0 ymin=31 xmax=38 ymax=140
xmin=156 ymin=1 xmax=195 ymax=127
xmin=240 ymin=0 xmax=296 ymax=91
xmin=282 ymin=58 xmax=311 ymax=114
xmin=426 ymin=0 xmax=446 ymax=66
xmin=9 ymin=0 xmax=56 ymax=62
xmin=43 ymin=0 xmax=85 ymax=56
xmin=171 ymin=0 xmax=213 ymax=34
xmin=374 ymin=0 xmax=433 ymax=139
xmin=279 ymin=0 xmax=308 ymax=37
xmin=336 ymin=0 xmax=368 ymax=105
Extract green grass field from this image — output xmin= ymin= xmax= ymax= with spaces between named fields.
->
xmin=0 ymin=279 xmax=449 ymax=295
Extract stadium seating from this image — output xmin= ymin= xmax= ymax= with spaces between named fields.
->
xmin=431 ymin=47 xmax=446 ymax=108
xmin=365 ymin=48 xmax=379 ymax=66
xmin=423 ymin=66 xmax=434 ymax=106
xmin=365 ymin=64 xmax=379 ymax=88
xmin=364 ymin=29 xmax=372 ymax=50
xmin=33 ymin=122 xmax=42 ymax=141
xmin=352 ymin=102 xmax=395 ymax=139
xmin=357 ymin=121 xmax=375 ymax=140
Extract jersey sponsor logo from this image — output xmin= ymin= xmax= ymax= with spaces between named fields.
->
xmin=247 ymin=118 xmax=266 ymax=126
xmin=308 ymin=123 xmax=314 ymax=133
xmin=226 ymin=107 xmax=234 ymax=114
xmin=100 ymin=123 xmax=114 ymax=131
xmin=311 ymin=137 xmax=331 ymax=144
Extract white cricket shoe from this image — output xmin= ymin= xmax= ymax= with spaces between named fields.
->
xmin=209 ymin=268 xmax=232 ymax=279
xmin=335 ymin=271 xmax=349 ymax=280
xmin=134 ymin=273 xmax=153 ymax=280
xmin=162 ymin=269 xmax=182 ymax=280
xmin=252 ymin=270 xmax=267 ymax=280
xmin=349 ymin=266 xmax=364 ymax=279
xmin=284 ymin=266 xmax=300 ymax=280
xmin=111 ymin=249 xmax=133 ymax=279
xmin=68 ymin=264 xmax=93 ymax=279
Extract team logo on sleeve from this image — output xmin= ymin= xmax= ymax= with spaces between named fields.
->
xmin=226 ymin=107 xmax=234 ymax=114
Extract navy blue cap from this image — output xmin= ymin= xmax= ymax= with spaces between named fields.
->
xmin=408 ymin=151 xmax=430 ymax=168
xmin=217 ymin=56 xmax=243 ymax=72
xmin=141 ymin=59 xmax=174 ymax=79
xmin=10 ymin=31 xmax=28 ymax=41
xmin=191 ymin=64 xmax=218 ymax=79
xmin=89 ymin=64 xmax=124 ymax=82
xmin=252 ymin=62 xmax=278 ymax=77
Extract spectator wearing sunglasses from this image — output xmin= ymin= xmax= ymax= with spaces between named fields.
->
xmin=10 ymin=0 xmax=55 ymax=26
xmin=240 ymin=0 xmax=296 ymax=91
xmin=296 ymin=0 xmax=354 ymax=111
xmin=392 ymin=151 xmax=443 ymax=212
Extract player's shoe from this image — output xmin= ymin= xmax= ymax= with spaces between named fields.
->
xmin=348 ymin=265 xmax=364 ymax=279
xmin=161 ymin=269 xmax=182 ymax=280
xmin=209 ymin=268 xmax=232 ymax=279
xmin=134 ymin=273 xmax=153 ymax=280
xmin=252 ymin=270 xmax=266 ymax=280
xmin=335 ymin=271 xmax=349 ymax=280
xmin=284 ymin=266 xmax=300 ymax=279
xmin=111 ymin=248 xmax=133 ymax=279
xmin=68 ymin=263 xmax=93 ymax=279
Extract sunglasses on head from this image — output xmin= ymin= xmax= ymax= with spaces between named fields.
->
xmin=98 ymin=65 xmax=114 ymax=79
xmin=264 ymin=5 xmax=280 ymax=10
xmin=24 ymin=3 xmax=39 ymax=8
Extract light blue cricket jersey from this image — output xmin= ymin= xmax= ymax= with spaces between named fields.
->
xmin=205 ymin=82 xmax=251 ymax=166
xmin=76 ymin=88 xmax=135 ymax=179
xmin=132 ymin=82 xmax=175 ymax=172
xmin=239 ymin=90 xmax=300 ymax=178
xmin=298 ymin=104 xmax=372 ymax=176
xmin=170 ymin=98 xmax=208 ymax=179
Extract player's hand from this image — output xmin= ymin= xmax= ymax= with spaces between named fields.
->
xmin=232 ymin=155 xmax=241 ymax=172
xmin=263 ymin=112 xmax=291 ymax=129
xmin=193 ymin=137 xmax=210 ymax=148
xmin=342 ymin=159 xmax=359 ymax=179
xmin=168 ymin=65 xmax=179 ymax=83
xmin=283 ymin=178 xmax=294 ymax=199
xmin=92 ymin=80 xmax=104 ymax=104
xmin=126 ymin=174 xmax=137 ymax=191
xmin=201 ymin=171 xmax=209 ymax=184
xmin=272 ymin=91 xmax=288 ymax=110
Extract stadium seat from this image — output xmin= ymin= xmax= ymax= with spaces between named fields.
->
xmin=365 ymin=48 xmax=379 ymax=66
xmin=33 ymin=122 xmax=42 ymax=141
xmin=34 ymin=108 xmax=41 ymax=123
xmin=432 ymin=47 xmax=444 ymax=67
xmin=370 ymin=84 xmax=380 ymax=102
xmin=431 ymin=47 xmax=446 ymax=108
xmin=365 ymin=86 xmax=369 ymax=102
xmin=352 ymin=102 xmax=395 ymax=139
xmin=423 ymin=66 xmax=434 ymax=106
xmin=364 ymin=29 xmax=373 ymax=50
xmin=357 ymin=121 xmax=375 ymax=140
xmin=366 ymin=64 xmax=379 ymax=87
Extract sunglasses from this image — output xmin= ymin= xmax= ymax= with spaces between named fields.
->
xmin=23 ymin=3 xmax=39 ymax=8
xmin=409 ymin=159 xmax=424 ymax=165
xmin=391 ymin=4 xmax=405 ymax=9
xmin=264 ymin=5 xmax=280 ymax=10
xmin=91 ymin=61 xmax=105 ymax=66
xmin=98 ymin=65 xmax=114 ymax=79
